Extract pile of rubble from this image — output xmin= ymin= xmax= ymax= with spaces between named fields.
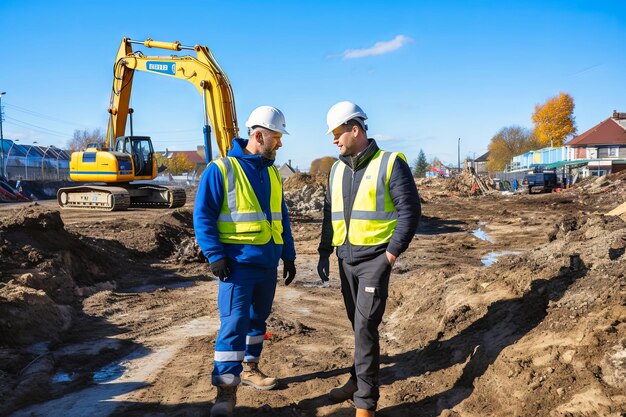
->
xmin=283 ymin=173 xmax=327 ymax=217
xmin=416 ymin=170 xmax=495 ymax=199
xmin=573 ymin=169 xmax=626 ymax=194
xmin=282 ymin=170 xmax=499 ymax=214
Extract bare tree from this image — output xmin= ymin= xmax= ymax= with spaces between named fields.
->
xmin=67 ymin=129 xmax=105 ymax=152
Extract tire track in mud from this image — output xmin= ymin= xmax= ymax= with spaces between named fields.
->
xmin=9 ymin=315 xmax=220 ymax=417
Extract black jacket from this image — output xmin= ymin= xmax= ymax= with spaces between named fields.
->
xmin=318 ymin=139 xmax=421 ymax=265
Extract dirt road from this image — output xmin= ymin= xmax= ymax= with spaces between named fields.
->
xmin=1 ymin=176 xmax=625 ymax=417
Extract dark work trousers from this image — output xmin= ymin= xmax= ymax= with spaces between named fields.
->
xmin=338 ymin=252 xmax=392 ymax=411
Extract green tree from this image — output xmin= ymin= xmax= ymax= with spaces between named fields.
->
xmin=487 ymin=126 xmax=538 ymax=172
xmin=412 ymin=149 xmax=428 ymax=177
xmin=531 ymin=92 xmax=577 ymax=147
xmin=67 ymin=128 xmax=105 ymax=152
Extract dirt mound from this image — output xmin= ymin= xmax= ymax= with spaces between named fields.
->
xmin=0 ymin=204 xmax=149 ymax=347
xmin=0 ymin=283 xmax=70 ymax=346
xmin=0 ymin=205 xmax=122 ymax=295
xmin=382 ymin=209 xmax=626 ymax=415
xmin=0 ymin=204 xmax=64 ymax=231
xmin=62 ymin=208 xmax=204 ymax=264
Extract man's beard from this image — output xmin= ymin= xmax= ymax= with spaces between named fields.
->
xmin=262 ymin=148 xmax=276 ymax=160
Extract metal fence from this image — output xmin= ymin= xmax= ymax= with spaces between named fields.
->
xmin=491 ymin=171 xmax=527 ymax=184
xmin=2 ymin=141 xmax=71 ymax=181
xmin=4 ymin=155 xmax=70 ymax=181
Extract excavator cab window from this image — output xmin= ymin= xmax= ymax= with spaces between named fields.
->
xmin=131 ymin=137 xmax=153 ymax=177
xmin=114 ymin=137 xmax=131 ymax=153
xmin=114 ymin=136 xmax=153 ymax=177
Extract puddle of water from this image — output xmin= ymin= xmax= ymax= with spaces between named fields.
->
xmin=52 ymin=372 xmax=73 ymax=383
xmin=92 ymin=349 xmax=147 ymax=383
xmin=481 ymin=251 xmax=520 ymax=266
xmin=92 ymin=362 xmax=125 ymax=383
xmin=472 ymin=228 xmax=493 ymax=242
xmin=124 ymin=280 xmax=196 ymax=293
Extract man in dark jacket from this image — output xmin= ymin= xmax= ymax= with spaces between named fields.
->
xmin=194 ymin=106 xmax=297 ymax=417
xmin=317 ymin=101 xmax=420 ymax=417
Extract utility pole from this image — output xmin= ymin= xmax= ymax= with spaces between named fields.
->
xmin=457 ymin=137 xmax=461 ymax=173
xmin=0 ymin=92 xmax=6 ymax=178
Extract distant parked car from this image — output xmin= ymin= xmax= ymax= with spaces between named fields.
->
xmin=521 ymin=172 xmax=558 ymax=194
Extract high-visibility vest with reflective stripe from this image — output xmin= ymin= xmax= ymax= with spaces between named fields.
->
xmin=213 ymin=157 xmax=283 ymax=245
xmin=330 ymin=150 xmax=405 ymax=246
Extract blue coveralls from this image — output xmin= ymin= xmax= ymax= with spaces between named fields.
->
xmin=193 ymin=138 xmax=296 ymax=386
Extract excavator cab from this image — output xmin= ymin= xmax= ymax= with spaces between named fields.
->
xmin=114 ymin=136 xmax=155 ymax=177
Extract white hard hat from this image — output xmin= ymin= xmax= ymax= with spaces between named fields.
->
xmin=245 ymin=106 xmax=289 ymax=135
xmin=325 ymin=101 xmax=368 ymax=135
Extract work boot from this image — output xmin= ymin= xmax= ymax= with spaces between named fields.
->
xmin=356 ymin=409 xmax=375 ymax=417
xmin=329 ymin=378 xmax=358 ymax=402
xmin=241 ymin=362 xmax=277 ymax=390
xmin=210 ymin=385 xmax=237 ymax=417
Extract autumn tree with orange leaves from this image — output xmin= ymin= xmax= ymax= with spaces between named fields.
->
xmin=487 ymin=126 xmax=539 ymax=172
xmin=155 ymin=152 xmax=196 ymax=175
xmin=309 ymin=156 xmax=338 ymax=176
xmin=531 ymin=93 xmax=577 ymax=147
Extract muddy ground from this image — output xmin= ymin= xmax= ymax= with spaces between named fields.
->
xmin=0 ymin=172 xmax=625 ymax=417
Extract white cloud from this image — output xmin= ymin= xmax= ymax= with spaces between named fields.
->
xmin=342 ymin=35 xmax=413 ymax=60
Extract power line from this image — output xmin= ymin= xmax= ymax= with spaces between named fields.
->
xmin=141 ymin=127 xmax=201 ymax=134
xmin=4 ymin=103 xmax=95 ymax=128
xmin=5 ymin=103 xmax=202 ymax=135
xmin=4 ymin=116 xmax=71 ymax=139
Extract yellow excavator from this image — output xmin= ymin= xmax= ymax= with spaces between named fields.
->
xmin=57 ymin=38 xmax=238 ymax=210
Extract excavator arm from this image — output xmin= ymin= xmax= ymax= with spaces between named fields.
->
xmin=106 ymin=38 xmax=239 ymax=159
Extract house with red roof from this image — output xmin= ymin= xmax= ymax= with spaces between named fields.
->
xmin=566 ymin=111 xmax=626 ymax=176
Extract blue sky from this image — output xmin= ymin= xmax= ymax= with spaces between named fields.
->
xmin=1 ymin=0 xmax=624 ymax=170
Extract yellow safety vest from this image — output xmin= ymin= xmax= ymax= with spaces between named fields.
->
xmin=213 ymin=157 xmax=284 ymax=245
xmin=330 ymin=150 xmax=405 ymax=246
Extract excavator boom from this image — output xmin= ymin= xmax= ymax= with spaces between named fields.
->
xmin=107 ymin=37 xmax=239 ymax=158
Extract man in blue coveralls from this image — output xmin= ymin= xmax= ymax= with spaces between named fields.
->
xmin=194 ymin=105 xmax=297 ymax=417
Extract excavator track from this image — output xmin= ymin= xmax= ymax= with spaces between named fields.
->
xmin=128 ymin=185 xmax=187 ymax=209
xmin=58 ymin=185 xmax=186 ymax=211
xmin=57 ymin=186 xmax=131 ymax=211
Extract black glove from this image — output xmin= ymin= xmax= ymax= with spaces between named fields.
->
xmin=317 ymin=256 xmax=330 ymax=282
xmin=283 ymin=259 xmax=296 ymax=286
xmin=210 ymin=258 xmax=231 ymax=281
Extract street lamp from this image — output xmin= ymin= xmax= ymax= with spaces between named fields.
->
xmin=457 ymin=137 xmax=461 ymax=173
xmin=0 ymin=92 xmax=6 ymax=178
xmin=24 ymin=141 xmax=37 ymax=180
xmin=5 ymin=139 xmax=18 ymax=178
